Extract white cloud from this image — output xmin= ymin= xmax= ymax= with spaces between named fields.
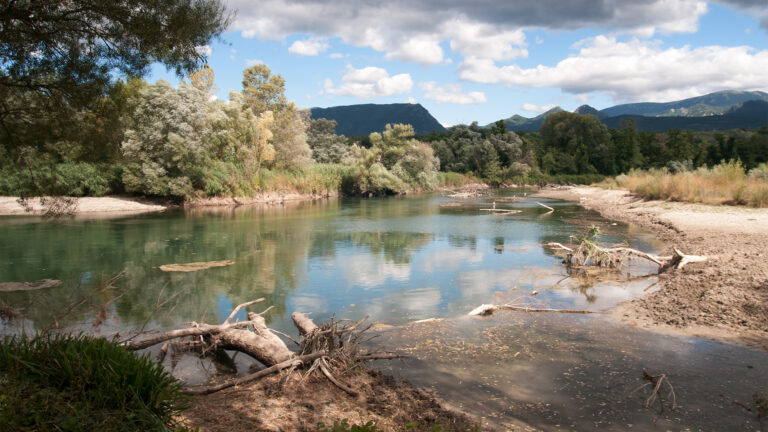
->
xmin=384 ymin=36 xmax=444 ymax=65
xmin=322 ymin=65 xmax=413 ymax=98
xmin=420 ymin=82 xmax=486 ymax=104
xmin=459 ymin=36 xmax=768 ymax=102
xmin=245 ymin=59 xmax=264 ymax=67
xmin=406 ymin=96 xmax=417 ymax=104
xmin=522 ymin=103 xmax=557 ymax=113
xmin=194 ymin=45 xmax=212 ymax=57
xmin=341 ymin=65 xmax=389 ymax=83
xmin=330 ymin=53 xmax=346 ymax=59
xmin=288 ymin=37 xmax=329 ymax=56
xmin=227 ymin=0 xmax=714 ymax=67
xmin=446 ymin=19 xmax=528 ymax=61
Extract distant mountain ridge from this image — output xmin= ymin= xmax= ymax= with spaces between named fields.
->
xmin=492 ymin=90 xmax=768 ymax=132
xmin=602 ymin=100 xmax=768 ymax=132
xmin=310 ymin=103 xmax=446 ymax=136
xmin=600 ymin=90 xmax=768 ymax=118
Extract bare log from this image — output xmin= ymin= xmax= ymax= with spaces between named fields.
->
xmin=291 ymin=312 xmax=319 ymax=336
xmin=468 ymin=303 xmax=596 ymax=317
xmin=183 ymin=351 xmax=327 ymax=396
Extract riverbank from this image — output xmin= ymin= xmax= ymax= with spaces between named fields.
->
xmin=183 ymin=369 xmax=482 ymax=432
xmin=536 ymin=186 xmax=768 ymax=349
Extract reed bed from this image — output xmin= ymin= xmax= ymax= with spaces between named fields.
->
xmin=608 ymin=161 xmax=768 ymax=207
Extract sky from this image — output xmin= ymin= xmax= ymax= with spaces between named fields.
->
xmin=150 ymin=0 xmax=768 ymax=127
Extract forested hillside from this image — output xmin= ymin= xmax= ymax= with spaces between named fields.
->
xmin=310 ymin=103 xmax=446 ymax=136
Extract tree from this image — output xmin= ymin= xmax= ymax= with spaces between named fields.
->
xmin=121 ymin=81 xmax=219 ymax=196
xmin=539 ymin=112 xmax=612 ymax=174
xmin=0 ymin=0 xmax=229 ymax=107
xmin=240 ymin=65 xmax=311 ymax=169
xmin=187 ymin=66 xmax=217 ymax=94
xmin=307 ymin=118 xmax=354 ymax=164
xmin=218 ymin=92 xmax=275 ymax=177
xmin=349 ymin=124 xmax=439 ymax=195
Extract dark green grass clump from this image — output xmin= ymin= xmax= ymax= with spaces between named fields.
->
xmin=0 ymin=334 xmax=191 ymax=431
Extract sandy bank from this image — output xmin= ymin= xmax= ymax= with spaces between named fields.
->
xmin=0 ymin=196 xmax=168 ymax=216
xmin=536 ymin=186 xmax=768 ymax=349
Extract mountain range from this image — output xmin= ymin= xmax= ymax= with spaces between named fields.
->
xmin=309 ymin=103 xmax=445 ymax=136
xmin=493 ymin=90 xmax=768 ymax=132
xmin=308 ymin=91 xmax=768 ymax=136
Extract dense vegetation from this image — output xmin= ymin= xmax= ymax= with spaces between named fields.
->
xmin=0 ymin=335 xmax=190 ymax=431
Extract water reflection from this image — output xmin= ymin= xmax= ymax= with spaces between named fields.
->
xmin=1 ymin=193 xmax=663 ymax=335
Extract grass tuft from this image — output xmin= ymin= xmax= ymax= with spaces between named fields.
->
xmin=0 ymin=334 xmax=192 ymax=431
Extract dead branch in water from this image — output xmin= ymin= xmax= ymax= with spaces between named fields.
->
xmin=125 ymin=300 xmax=402 ymax=395
xmin=545 ymin=242 xmax=708 ymax=271
xmin=468 ymin=303 xmax=597 ymax=317
xmin=631 ymin=369 xmax=677 ymax=414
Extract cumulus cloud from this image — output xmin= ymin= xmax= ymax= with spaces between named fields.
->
xmin=458 ymin=36 xmax=768 ymax=102
xmin=288 ymin=37 xmax=329 ymax=56
xmin=420 ymin=82 xmax=486 ymax=104
xmin=227 ymin=0 xmax=714 ymax=66
xmin=384 ymin=36 xmax=444 ymax=65
xmin=322 ymin=65 xmax=413 ymax=98
xmin=522 ymin=103 xmax=557 ymax=113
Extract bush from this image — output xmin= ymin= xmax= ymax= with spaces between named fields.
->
xmin=0 ymin=162 xmax=114 ymax=197
xmin=0 ymin=334 xmax=191 ymax=431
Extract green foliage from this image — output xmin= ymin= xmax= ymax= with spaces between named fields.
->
xmin=121 ymin=81 xmax=218 ymax=197
xmin=0 ymin=0 xmax=230 ymax=149
xmin=308 ymin=118 xmax=357 ymax=164
xmin=0 ymin=162 xmax=116 ymax=197
xmin=241 ymin=65 xmax=312 ymax=169
xmin=0 ymin=334 xmax=191 ymax=431
xmin=346 ymin=124 xmax=439 ymax=195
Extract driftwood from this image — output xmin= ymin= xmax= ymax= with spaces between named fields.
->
xmin=125 ymin=300 xmax=401 ymax=395
xmin=468 ymin=303 xmax=596 ymax=317
xmin=536 ymin=202 xmax=554 ymax=212
xmin=158 ymin=260 xmax=235 ymax=272
xmin=544 ymin=242 xmax=708 ymax=271
xmin=0 ymin=279 xmax=61 ymax=292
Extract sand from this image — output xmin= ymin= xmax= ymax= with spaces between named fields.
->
xmin=536 ymin=186 xmax=768 ymax=349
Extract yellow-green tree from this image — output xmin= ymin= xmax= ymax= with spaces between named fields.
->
xmin=241 ymin=65 xmax=312 ymax=169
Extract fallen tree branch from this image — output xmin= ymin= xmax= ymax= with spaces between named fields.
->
xmin=544 ymin=242 xmax=708 ymax=271
xmin=468 ymin=303 xmax=597 ymax=316
xmin=183 ymin=351 xmax=327 ymax=396
xmin=319 ymin=357 xmax=359 ymax=397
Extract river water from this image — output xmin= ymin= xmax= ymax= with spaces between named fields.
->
xmin=1 ymin=191 xmax=766 ymax=430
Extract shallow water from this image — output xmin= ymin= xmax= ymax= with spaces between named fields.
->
xmin=1 ymin=191 xmax=765 ymax=430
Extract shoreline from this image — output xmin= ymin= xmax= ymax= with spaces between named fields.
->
xmin=535 ymin=185 xmax=768 ymax=350
xmin=0 ymin=183 xmax=490 ymax=217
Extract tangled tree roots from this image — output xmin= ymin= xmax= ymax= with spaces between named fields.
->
xmin=122 ymin=300 xmax=404 ymax=396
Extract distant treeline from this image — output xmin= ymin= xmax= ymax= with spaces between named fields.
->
xmin=419 ymin=112 xmax=768 ymax=182
xmin=3 ymin=64 xmax=767 ymax=200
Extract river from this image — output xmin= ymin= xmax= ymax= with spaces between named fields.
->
xmin=1 ymin=191 xmax=765 ymax=430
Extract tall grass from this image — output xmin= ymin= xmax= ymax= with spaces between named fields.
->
xmin=0 ymin=334 xmax=192 ymax=431
xmin=609 ymin=160 xmax=768 ymax=207
xmin=437 ymin=172 xmax=481 ymax=188
xmin=258 ymin=164 xmax=354 ymax=195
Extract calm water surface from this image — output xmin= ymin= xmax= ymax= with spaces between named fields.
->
xmin=1 ymin=191 xmax=765 ymax=431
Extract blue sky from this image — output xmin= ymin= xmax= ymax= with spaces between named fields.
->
xmin=150 ymin=0 xmax=768 ymax=127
